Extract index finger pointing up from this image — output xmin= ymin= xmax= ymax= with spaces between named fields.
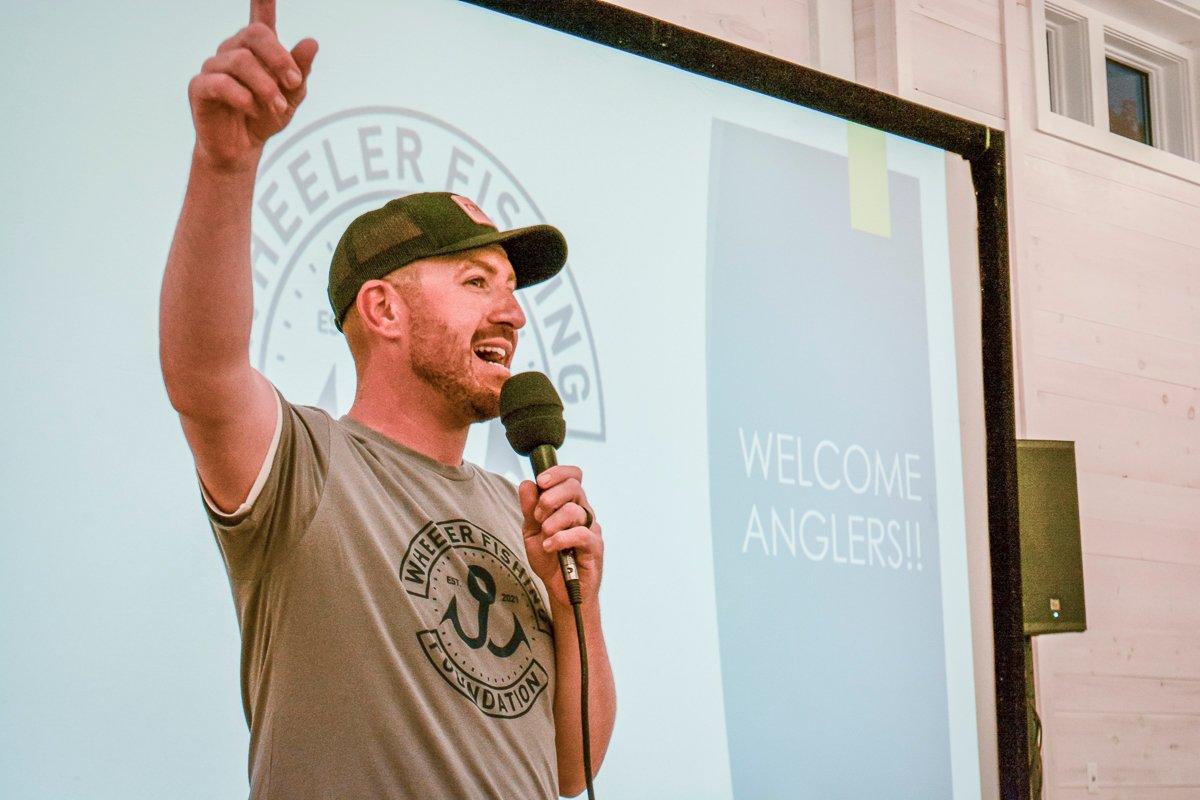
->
xmin=251 ymin=0 xmax=276 ymax=31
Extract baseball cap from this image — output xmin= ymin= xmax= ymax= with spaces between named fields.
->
xmin=327 ymin=192 xmax=568 ymax=331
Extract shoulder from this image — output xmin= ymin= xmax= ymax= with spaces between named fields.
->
xmin=272 ymin=394 xmax=340 ymax=464
xmin=282 ymin=393 xmax=336 ymax=429
xmin=472 ymin=464 xmax=521 ymax=497
xmin=467 ymin=463 xmax=525 ymax=515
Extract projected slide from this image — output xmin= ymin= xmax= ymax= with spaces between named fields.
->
xmin=2 ymin=1 xmax=993 ymax=798
xmin=707 ymin=119 xmax=950 ymax=797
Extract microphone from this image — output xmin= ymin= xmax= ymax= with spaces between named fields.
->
xmin=500 ymin=371 xmax=597 ymax=799
xmin=499 ymin=371 xmax=582 ymax=605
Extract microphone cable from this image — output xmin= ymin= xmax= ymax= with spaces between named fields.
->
xmin=498 ymin=371 xmax=597 ymax=798
xmin=565 ymin=577 xmax=595 ymax=800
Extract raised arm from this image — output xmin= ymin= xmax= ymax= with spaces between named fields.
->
xmin=159 ymin=0 xmax=318 ymax=513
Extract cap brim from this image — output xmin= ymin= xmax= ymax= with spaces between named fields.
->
xmin=428 ymin=224 xmax=568 ymax=289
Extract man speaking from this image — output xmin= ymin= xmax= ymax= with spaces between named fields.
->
xmin=157 ymin=2 xmax=617 ymax=797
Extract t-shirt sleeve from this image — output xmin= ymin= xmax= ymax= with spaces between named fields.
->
xmin=198 ymin=383 xmax=333 ymax=579
xmin=200 ymin=390 xmax=283 ymax=519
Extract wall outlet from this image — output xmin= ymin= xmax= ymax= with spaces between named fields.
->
xmin=1086 ymin=762 xmax=1099 ymax=795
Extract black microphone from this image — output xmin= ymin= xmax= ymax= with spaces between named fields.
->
xmin=500 ymin=371 xmax=597 ymax=799
xmin=499 ymin=371 xmax=582 ymax=605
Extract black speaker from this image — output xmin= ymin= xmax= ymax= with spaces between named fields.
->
xmin=1016 ymin=439 xmax=1086 ymax=636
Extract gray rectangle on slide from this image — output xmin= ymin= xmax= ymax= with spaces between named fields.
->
xmin=705 ymin=118 xmax=952 ymax=799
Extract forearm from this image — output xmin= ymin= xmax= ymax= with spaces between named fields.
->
xmin=158 ymin=146 xmax=262 ymax=416
xmin=551 ymin=598 xmax=616 ymax=797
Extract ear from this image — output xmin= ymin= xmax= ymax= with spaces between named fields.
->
xmin=354 ymin=280 xmax=410 ymax=341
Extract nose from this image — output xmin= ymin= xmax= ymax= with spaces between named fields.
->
xmin=491 ymin=286 xmax=526 ymax=330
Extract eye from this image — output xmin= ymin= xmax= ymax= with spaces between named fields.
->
xmin=465 ymin=276 xmax=487 ymax=288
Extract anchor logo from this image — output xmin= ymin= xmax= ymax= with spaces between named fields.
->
xmin=400 ymin=519 xmax=552 ymax=718
xmin=442 ymin=564 xmax=529 ymax=658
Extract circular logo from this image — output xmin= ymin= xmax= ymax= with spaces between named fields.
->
xmin=248 ymin=107 xmax=605 ymax=476
xmin=399 ymin=519 xmax=554 ymax=718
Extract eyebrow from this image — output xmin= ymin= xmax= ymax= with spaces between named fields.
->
xmin=458 ymin=257 xmax=517 ymax=288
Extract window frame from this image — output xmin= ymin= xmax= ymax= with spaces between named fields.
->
xmin=1043 ymin=3 xmax=1093 ymax=124
xmin=1044 ymin=21 xmax=1066 ymax=116
xmin=1032 ymin=0 xmax=1200 ymax=183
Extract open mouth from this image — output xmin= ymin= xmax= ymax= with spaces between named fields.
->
xmin=473 ymin=344 xmax=510 ymax=371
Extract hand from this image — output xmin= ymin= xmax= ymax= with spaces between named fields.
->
xmin=519 ymin=465 xmax=604 ymax=609
xmin=188 ymin=0 xmax=318 ymax=173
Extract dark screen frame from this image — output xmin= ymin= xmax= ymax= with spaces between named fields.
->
xmin=457 ymin=2 xmax=1026 ymax=797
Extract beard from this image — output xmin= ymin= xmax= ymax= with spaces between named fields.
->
xmin=405 ymin=298 xmax=501 ymax=423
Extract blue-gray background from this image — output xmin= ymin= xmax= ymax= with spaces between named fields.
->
xmin=1 ymin=2 xmax=984 ymax=797
xmin=706 ymin=120 xmax=951 ymax=799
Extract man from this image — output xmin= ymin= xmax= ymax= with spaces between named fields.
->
xmin=158 ymin=2 xmax=616 ymax=797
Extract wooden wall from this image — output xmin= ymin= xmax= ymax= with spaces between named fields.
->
xmin=603 ymin=0 xmax=1200 ymax=797
xmin=1001 ymin=0 xmax=1200 ymax=797
xmin=607 ymin=0 xmax=814 ymax=64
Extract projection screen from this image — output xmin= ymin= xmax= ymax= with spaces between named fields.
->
xmin=0 ymin=0 xmax=1014 ymax=797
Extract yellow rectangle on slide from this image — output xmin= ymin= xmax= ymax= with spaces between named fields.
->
xmin=847 ymin=123 xmax=891 ymax=238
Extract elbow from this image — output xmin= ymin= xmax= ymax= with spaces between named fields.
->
xmin=159 ymin=358 xmax=190 ymax=415
xmin=556 ymin=758 xmax=592 ymax=798
xmin=558 ymin=743 xmax=610 ymax=797
xmin=159 ymin=348 xmax=204 ymax=417
xmin=558 ymin=778 xmax=587 ymax=798
xmin=158 ymin=330 xmax=199 ymax=413
xmin=159 ymin=349 xmax=250 ymax=420
xmin=158 ymin=318 xmax=251 ymax=416
xmin=158 ymin=346 xmax=187 ymax=413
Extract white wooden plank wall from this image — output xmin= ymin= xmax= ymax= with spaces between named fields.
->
xmin=604 ymin=0 xmax=813 ymax=65
xmin=608 ymin=1 xmax=1200 ymax=797
xmin=908 ymin=0 xmax=1007 ymax=125
xmin=1000 ymin=0 xmax=1200 ymax=796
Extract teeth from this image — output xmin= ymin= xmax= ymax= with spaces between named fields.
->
xmin=474 ymin=345 xmax=507 ymax=363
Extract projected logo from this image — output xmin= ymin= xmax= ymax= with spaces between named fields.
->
xmin=247 ymin=108 xmax=605 ymax=478
xmin=399 ymin=519 xmax=554 ymax=718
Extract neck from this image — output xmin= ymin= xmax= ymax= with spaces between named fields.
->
xmin=346 ymin=370 xmax=472 ymax=467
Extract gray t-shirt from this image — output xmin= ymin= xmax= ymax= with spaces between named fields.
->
xmin=201 ymin=386 xmax=559 ymax=799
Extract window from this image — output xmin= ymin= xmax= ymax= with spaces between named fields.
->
xmin=1032 ymin=0 xmax=1200 ymax=181
xmin=1106 ymin=58 xmax=1152 ymax=145
xmin=1043 ymin=4 xmax=1091 ymax=124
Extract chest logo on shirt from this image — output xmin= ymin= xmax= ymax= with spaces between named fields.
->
xmin=400 ymin=519 xmax=553 ymax=719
